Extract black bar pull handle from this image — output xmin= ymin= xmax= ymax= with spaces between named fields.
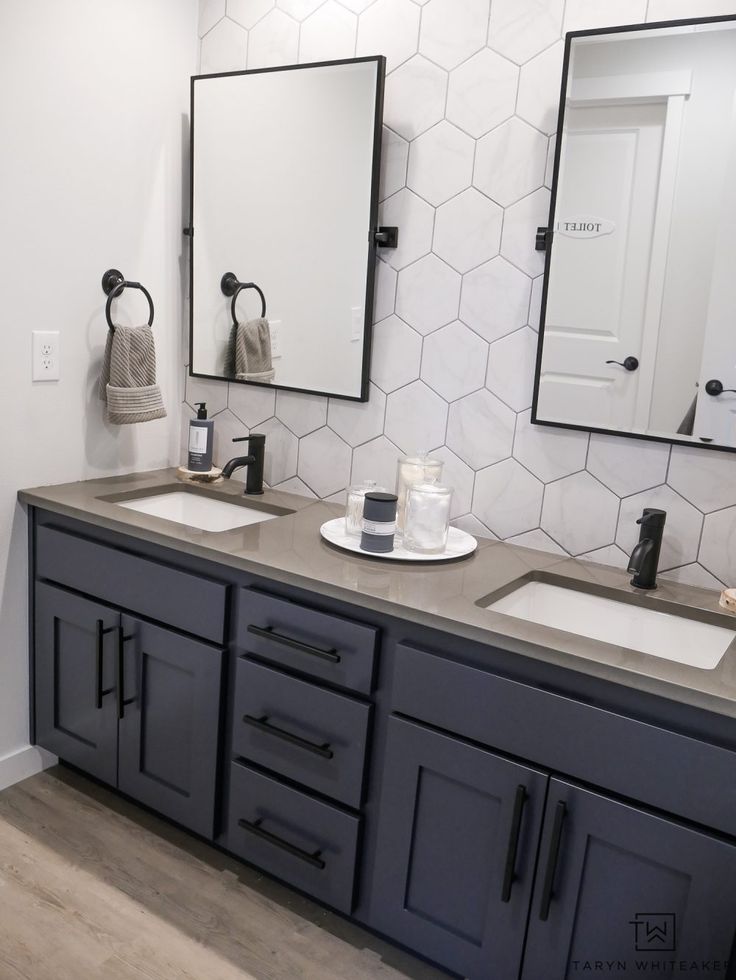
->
xmin=95 ymin=619 xmax=117 ymax=710
xmin=501 ymin=785 xmax=527 ymax=902
xmin=116 ymin=627 xmax=135 ymax=720
xmin=238 ymin=818 xmax=325 ymax=870
xmin=539 ymin=801 xmax=567 ymax=921
xmin=244 ymin=714 xmax=334 ymax=759
xmin=96 ymin=619 xmax=104 ymax=710
xmin=247 ymin=624 xmax=341 ymax=664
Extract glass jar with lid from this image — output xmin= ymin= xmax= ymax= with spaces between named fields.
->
xmin=395 ymin=452 xmax=444 ymax=533
xmin=403 ymin=482 xmax=453 ymax=554
xmin=345 ymin=479 xmax=388 ymax=536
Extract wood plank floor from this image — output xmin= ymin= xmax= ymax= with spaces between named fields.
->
xmin=0 ymin=768 xmax=448 ymax=980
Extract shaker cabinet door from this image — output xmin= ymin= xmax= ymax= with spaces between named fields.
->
xmin=522 ymin=779 xmax=736 ymax=980
xmin=34 ymin=583 xmax=119 ymax=785
xmin=369 ymin=716 xmax=547 ymax=980
xmin=117 ymin=616 xmax=224 ymax=838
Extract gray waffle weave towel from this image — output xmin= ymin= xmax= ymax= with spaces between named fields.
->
xmin=232 ymin=318 xmax=275 ymax=383
xmin=98 ymin=324 xmax=167 ymax=424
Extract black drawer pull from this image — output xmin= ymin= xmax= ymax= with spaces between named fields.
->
xmin=539 ymin=800 xmax=567 ymax=921
xmin=244 ymin=714 xmax=334 ymax=759
xmin=247 ymin=624 xmax=341 ymax=664
xmin=238 ymin=818 xmax=326 ymax=869
xmin=501 ymin=784 xmax=527 ymax=903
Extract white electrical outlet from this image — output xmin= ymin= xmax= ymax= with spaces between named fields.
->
xmin=270 ymin=320 xmax=282 ymax=359
xmin=32 ymin=330 xmax=60 ymax=381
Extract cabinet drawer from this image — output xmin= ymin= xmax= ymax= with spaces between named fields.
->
xmin=237 ymin=588 xmax=377 ymax=694
xmin=232 ymin=658 xmax=370 ymax=808
xmin=224 ymin=761 xmax=360 ymax=914
xmin=392 ymin=643 xmax=736 ymax=837
xmin=35 ymin=524 xmax=227 ymax=643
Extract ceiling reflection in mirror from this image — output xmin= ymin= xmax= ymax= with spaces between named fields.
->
xmin=189 ymin=58 xmax=383 ymax=401
xmin=533 ymin=17 xmax=736 ymax=450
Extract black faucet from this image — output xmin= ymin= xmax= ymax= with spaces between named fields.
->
xmin=221 ymin=434 xmax=266 ymax=495
xmin=627 ymin=508 xmax=666 ymax=590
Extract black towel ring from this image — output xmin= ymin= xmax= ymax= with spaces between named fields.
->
xmin=221 ymin=271 xmax=267 ymax=324
xmin=101 ymin=268 xmax=155 ymax=330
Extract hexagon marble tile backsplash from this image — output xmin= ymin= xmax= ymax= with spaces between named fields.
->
xmin=187 ymin=0 xmax=736 ymax=590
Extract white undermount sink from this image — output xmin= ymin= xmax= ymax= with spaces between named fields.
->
xmin=117 ymin=491 xmax=283 ymax=533
xmin=483 ymin=579 xmax=735 ymax=670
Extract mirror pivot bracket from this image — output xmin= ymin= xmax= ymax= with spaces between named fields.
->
xmin=535 ymin=227 xmax=550 ymax=251
xmin=374 ymin=226 xmax=399 ymax=248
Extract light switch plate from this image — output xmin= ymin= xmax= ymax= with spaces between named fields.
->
xmin=351 ymin=307 xmax=364 ymax=341
xmin=32 ymin=330 xmax=60 ymax=381
xmin=270 ymin=320 xmax=282 ymax=358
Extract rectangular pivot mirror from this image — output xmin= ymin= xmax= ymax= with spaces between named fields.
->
xmin=189 ymin=57 xmax=385 ymax=401
xmin=533 ymin=16 xmax=736 ymax=451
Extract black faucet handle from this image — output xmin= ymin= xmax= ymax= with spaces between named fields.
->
xmin=636 ymin=508 xmax=667 ymax=528
xmin=233 ymin=433 xmax=265 ymax=444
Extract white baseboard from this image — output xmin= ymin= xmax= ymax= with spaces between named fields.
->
xmin=0 ymin=745 xmax=57 ymax=792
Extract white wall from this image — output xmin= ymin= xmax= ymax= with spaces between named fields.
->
xmin=190 ymin=0 xmax=736 ymax=595
xmin=0 ymin=0 xmax=198 ymax=788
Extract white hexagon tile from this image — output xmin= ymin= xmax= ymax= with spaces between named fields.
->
xmin=228 ymin=0 xmax=273 ymax=30
xmin=446 ymin=49 xmax=518 ymax=139
xmin=300 ymin=2 xmax=356 ymax=63
xmin=434 ymin=189 xmax=502 ymax=273
xmin=194 ymin=0 xmax=736 ymax=579
xmin=357 ymin=0 xmax=419 ymax=71
xmin=460 ymin=257 xmax=532 ymax=343
xmin=201 ymin=0 xmax=227 ymax=36
xmin=421 ymin=321 xmax=488 ymax=402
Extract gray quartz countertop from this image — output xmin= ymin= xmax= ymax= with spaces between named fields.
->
xmin=18 ymin=468 xmax=736 ymax=720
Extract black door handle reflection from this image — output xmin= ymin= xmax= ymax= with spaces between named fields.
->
xmin=705 ymin=379 xmax=736 ymax=397
xmin=606 ymin=357 xmax=639 ymax=372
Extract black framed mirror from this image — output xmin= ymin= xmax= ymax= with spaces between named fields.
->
xmin=188 ymin=56 xmax=386 ymax=402
xmin=532 ymin=14 xmax=736 ymax=452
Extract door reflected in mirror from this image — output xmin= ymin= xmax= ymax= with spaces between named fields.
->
xmin=189 ymin=57 xmax=384 ymax=401
xmin=533 ymin=16 xmax=736 ymax=450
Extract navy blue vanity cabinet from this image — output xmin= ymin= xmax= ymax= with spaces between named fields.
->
xmin=364 ymin=639 xmax=736 ymax=978
xmin=26 ymin=506 xmax=736 ymax=978
xmin=116 ymin=615 xmax=224 ymax=838
xmin=237 ymin=587 xmax=377 ymax=694
xmin=35 ymin=582 xmax=119 ymax=785
xmin=33 ymin=558 xmax=225 ymax=839
xmin=221 ymin=586 xmax=379 ymax=914
xmin=521 ymin=780 xmax=736 ymax=979
xmin=231 ymin=657 xmax=371 ymax=809
xmin=369 ymin=715 xmax=548 ymax=979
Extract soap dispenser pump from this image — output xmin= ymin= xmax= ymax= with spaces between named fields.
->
xmin=188 ymin=402 xmax=214 ymax=472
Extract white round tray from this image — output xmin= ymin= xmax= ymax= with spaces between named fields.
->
xmin=319 ymin=518 xmax=477 ymax=562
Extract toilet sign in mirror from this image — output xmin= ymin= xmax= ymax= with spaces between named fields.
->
xmin=189 ymin=57 xmax=385 ymax=401
xmin=533 ymin=15 xmax=736 ymax=451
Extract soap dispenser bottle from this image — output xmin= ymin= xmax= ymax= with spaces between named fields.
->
xmin=188 ymin=402 xmax=214 ymax=472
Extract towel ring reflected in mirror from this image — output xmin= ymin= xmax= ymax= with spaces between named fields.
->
xmin=221 ymin=271 xmax=267 ymax=323
xmin=101 ymin=268 xmax=155 ymax=330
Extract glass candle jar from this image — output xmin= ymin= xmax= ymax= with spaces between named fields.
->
xmin=395 ymin=453 xmax=444 ymax=533
xmin=403 ymin=482 xmax=453 ymax=554
xmin=345 ymin=480 xmax=387 ymax=536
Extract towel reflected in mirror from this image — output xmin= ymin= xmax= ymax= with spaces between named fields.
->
xmin=226 ymin=317 xmax=275 ymax=383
